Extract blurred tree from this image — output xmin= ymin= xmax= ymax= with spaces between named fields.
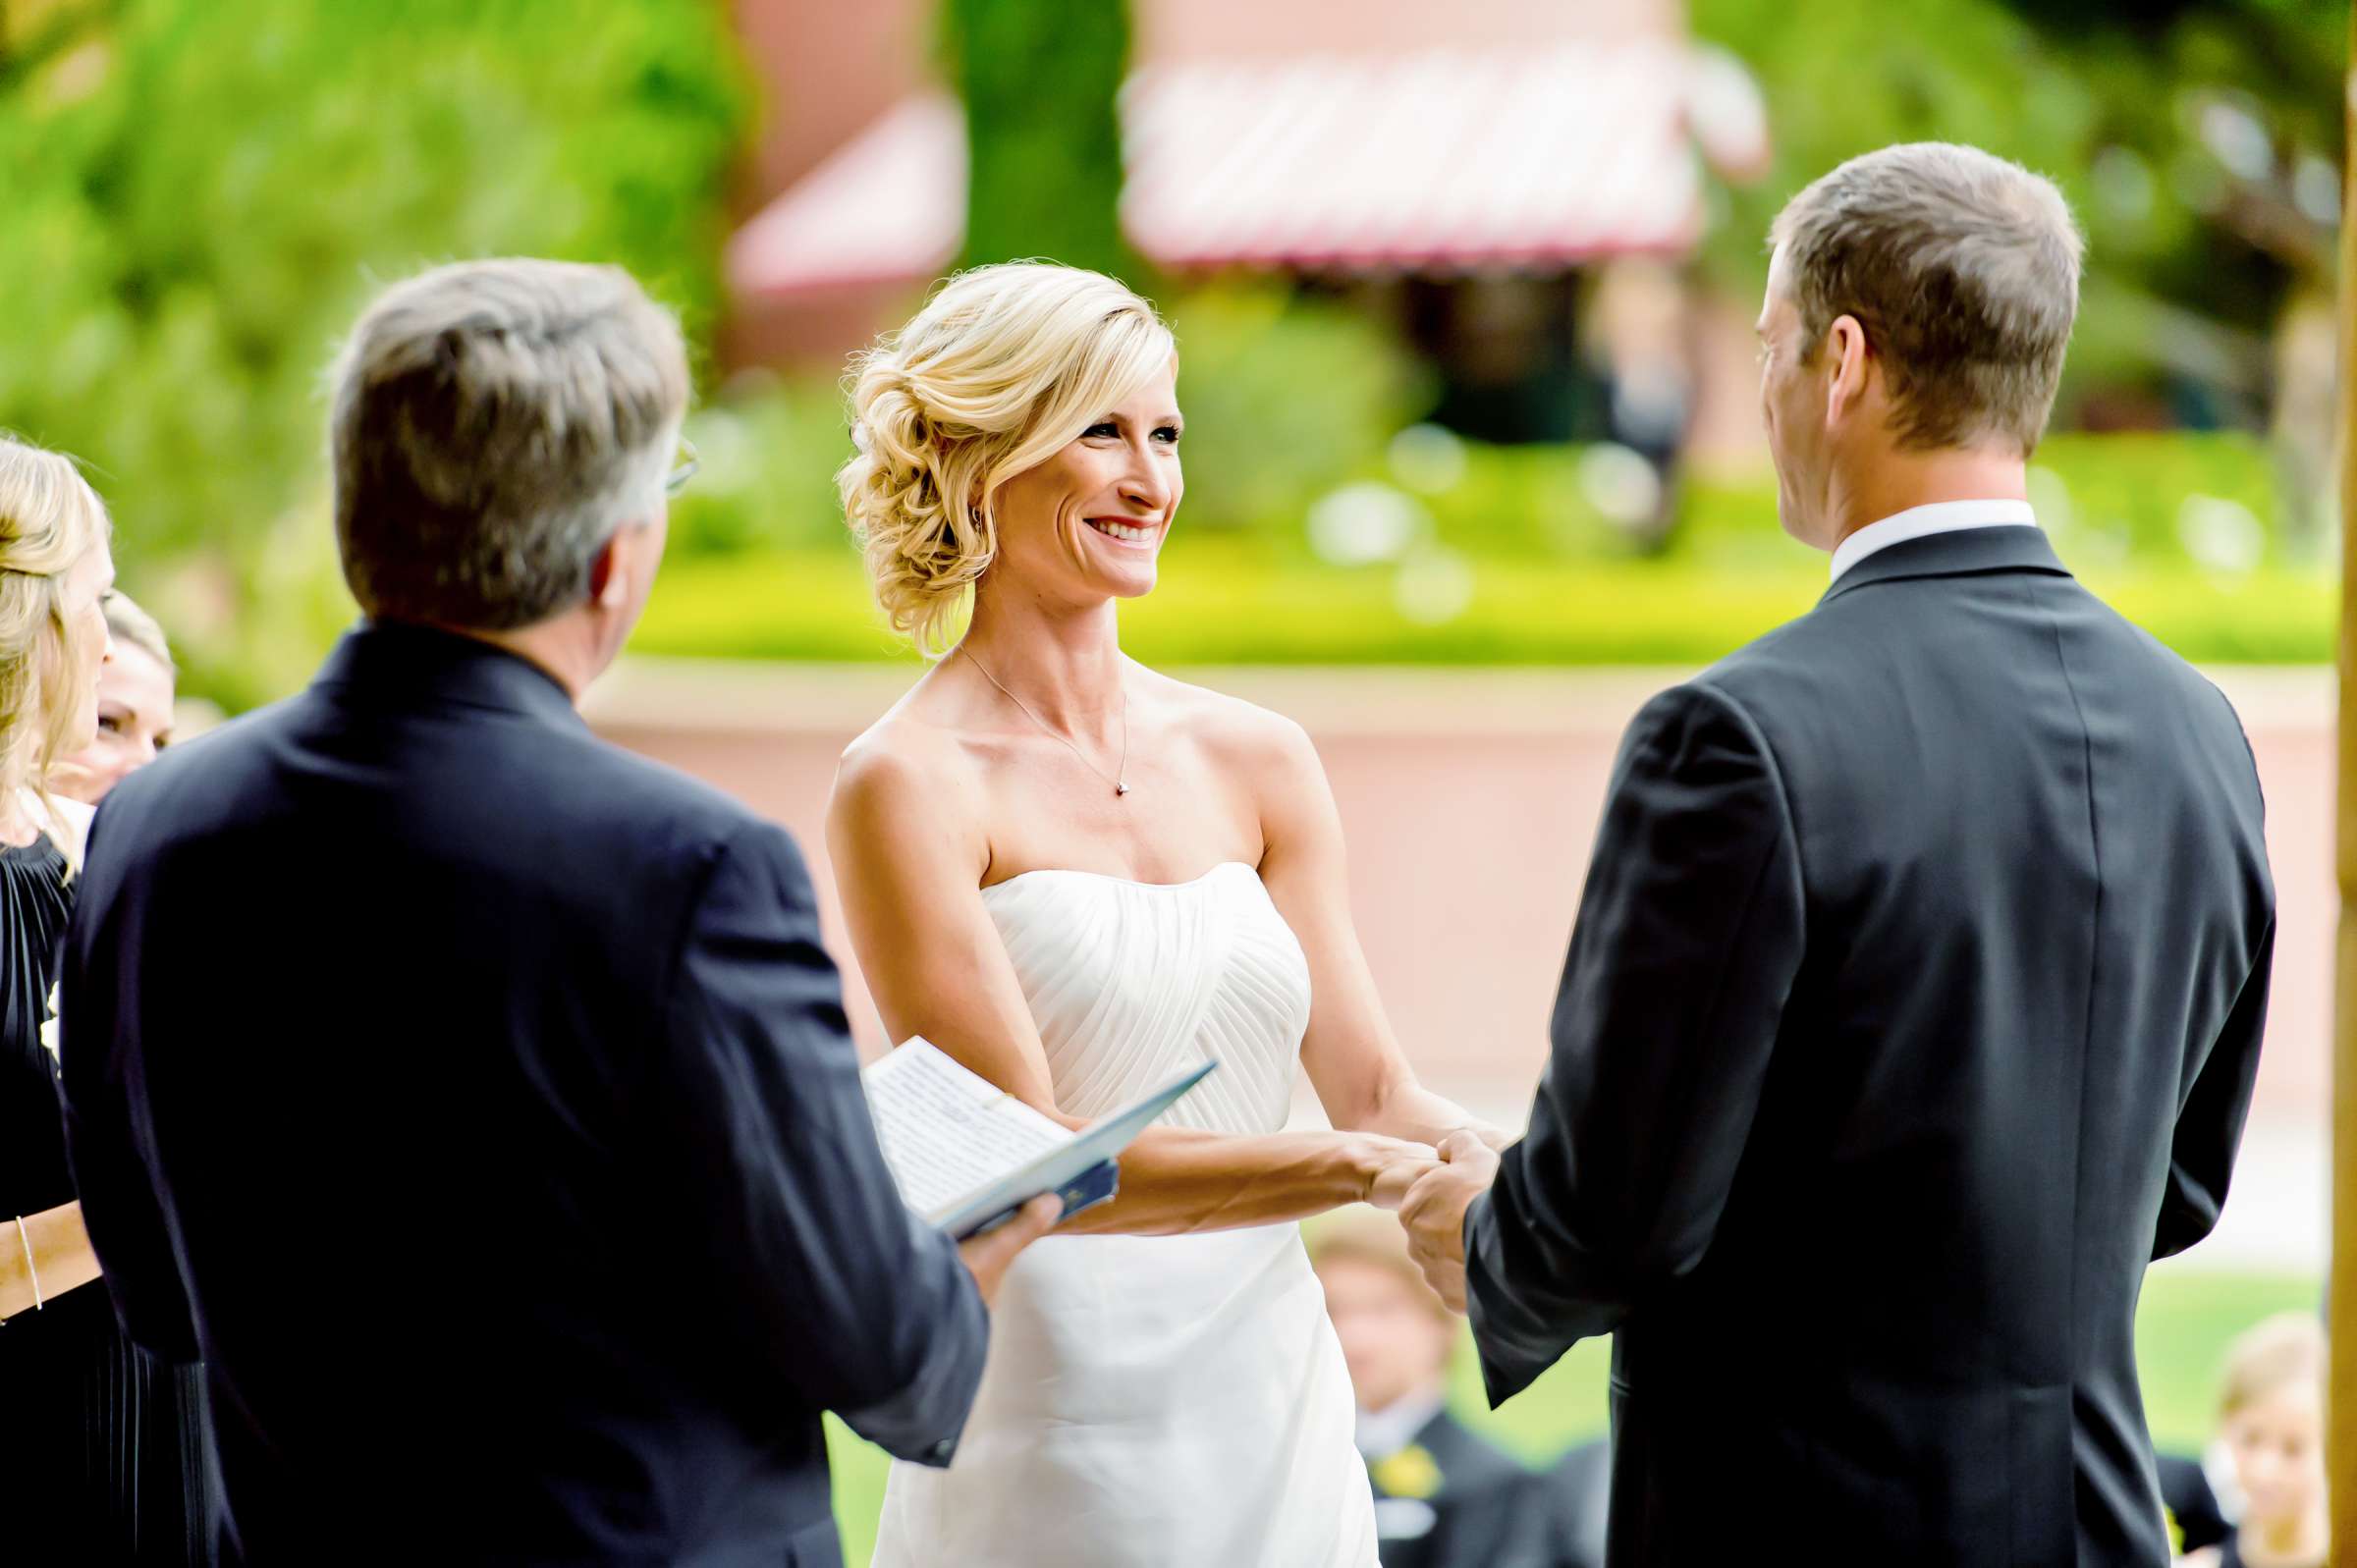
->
xmin=0 ymin=0 xmax=748 ymax=708
xmin=942 ymin=0 xmax=1136 ymax=283
xmin=1691 ymin=0 xmax=2341 ymax=353
xmin=1689 ymin=0 xmax=2343 ymax=549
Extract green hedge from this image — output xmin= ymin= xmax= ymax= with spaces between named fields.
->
xmin=630 ymin=533 xmax=2334 ymax=669
xmin=649 ymin=399 xmax=2333 ymax=670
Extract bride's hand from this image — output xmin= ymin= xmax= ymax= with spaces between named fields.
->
xmin=1348 ymin=1134 xmax=1441 ymax=1211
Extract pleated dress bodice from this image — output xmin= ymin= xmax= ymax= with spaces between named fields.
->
xmin=982 ymin=860 xmax=1311 ymax=1134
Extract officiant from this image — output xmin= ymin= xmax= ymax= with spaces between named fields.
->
xmin=1314 ymin=1220 xmax=1602 ymax=1568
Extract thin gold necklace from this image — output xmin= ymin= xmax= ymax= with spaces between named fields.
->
xmin=959 ymin=645 xmax=1131 ymax=797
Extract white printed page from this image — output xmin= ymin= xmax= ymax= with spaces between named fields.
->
xmin=861 ymin=1039 xmax=1073 ymax=1222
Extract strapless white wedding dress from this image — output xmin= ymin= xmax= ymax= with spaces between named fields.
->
xmin=870 ymin=861 xmax=1378 ymax=1568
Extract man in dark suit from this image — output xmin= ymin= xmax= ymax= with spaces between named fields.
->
xmin=1399 ymin=143 xmax=2275 ymax=1566
xmin=58 ymin=258 xmax=1057 ymax=1566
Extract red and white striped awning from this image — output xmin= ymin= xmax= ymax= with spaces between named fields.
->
xmin=728 ymin=41 xmax=1767 ymax=299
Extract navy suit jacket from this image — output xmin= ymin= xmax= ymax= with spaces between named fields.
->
xmin=1465 ymin=528 xmax=2275 ymax=1566
xmin=60 ymin=622 xmax=986 ymax=1566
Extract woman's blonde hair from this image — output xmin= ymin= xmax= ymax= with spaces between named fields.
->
xmin=103 ymin=590 xmax=173 ymax=677
xmin=0 ymin=437 xmax=111 ymax=811
xmin=2219 ymin=1311 xmax=2326 ymax=1419
xmin=838 ymin=262 xmax=1176 ymax=657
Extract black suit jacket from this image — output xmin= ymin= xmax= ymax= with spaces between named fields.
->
xmin=1464 ymin=527 xmax=2275 ymax=1566
xmin=59 ymin=622 xmax=988 ymax=1567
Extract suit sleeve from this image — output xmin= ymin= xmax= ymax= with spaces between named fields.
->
xmin=58 ymin=801 xmax=202 ymax=1363
xmin=2152 ymin=916 xmax=2273 ymax=1261
xmin=652 ymin=820 xmax=988 ymax=1465
xmin=1464 ymin=683 xmax=1804 ymax=1404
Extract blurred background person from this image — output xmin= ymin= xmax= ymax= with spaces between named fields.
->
xmin=1314 ymin=1217 xmax=1603 ymax=1568
xmin=52 ymin=591 xmax=176 ymax=806
xmin=2176 ymin=1313 xmax=2326 ymax=1568
xmin=0 ymin=436 xmax=220 ymax=1563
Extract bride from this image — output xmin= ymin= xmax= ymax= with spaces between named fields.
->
xmin=827 ymin=262 xmax=1496 ymax=1567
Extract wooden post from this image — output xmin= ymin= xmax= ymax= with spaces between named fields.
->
xmin=2332 ymin=7 xmax=2357 ymax=1540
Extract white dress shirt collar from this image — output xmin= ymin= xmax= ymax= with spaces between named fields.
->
xmin=1355 ymin=1387 xmax=1447 ymax=1460
xmin=1829 ymin=498 xmax=2038 ymax=583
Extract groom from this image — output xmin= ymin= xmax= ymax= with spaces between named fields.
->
xmin=1400 ymin=144 xmax=2275 ymax=1565
xmin=58 ymin=259 xmax=1055 ymax=1565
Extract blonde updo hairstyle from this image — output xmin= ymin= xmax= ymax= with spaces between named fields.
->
xmin=0 ymin=437 xmax=111 ymax=810
xmin=839 ymin=263 xmax=1176 ymax=657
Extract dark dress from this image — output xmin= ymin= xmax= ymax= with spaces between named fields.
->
xmin=0 ymin=833 xmax=217 ymax=1564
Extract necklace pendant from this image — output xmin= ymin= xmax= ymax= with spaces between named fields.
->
xmin=1116 ymin=782 xmax=1130 ymax=796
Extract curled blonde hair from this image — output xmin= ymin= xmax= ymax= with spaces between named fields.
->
xmin=838 ymin=262 xmax=1176 ymax=656
xmin=0 ymin=437 xmax=111 ymax=813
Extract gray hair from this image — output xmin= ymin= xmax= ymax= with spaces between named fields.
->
xmin=1770 ymin=142 xmax=2083 ymax=456
xmin=330 ymin=258 xmax=689 ymax=629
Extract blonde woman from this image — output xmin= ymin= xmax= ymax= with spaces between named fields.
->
xmin=827 ymin=263 xmax=1496 ymax=1567
xmin=0 ymin=438 xmax=212 ymax=1562
xmin=53 ymin=591 xmax=176 ymax=805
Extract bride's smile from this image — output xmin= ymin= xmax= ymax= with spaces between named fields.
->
xmin=1083 ymin=514 xmax=1161 ymax=546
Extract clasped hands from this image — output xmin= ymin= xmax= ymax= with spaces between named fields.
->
xmin=1365 ymin=1127 xmax=1504 ymax=1315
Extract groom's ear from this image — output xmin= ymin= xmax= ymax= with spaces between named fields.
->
xmin=1822 ymin=313 xmax=1873 ymax=429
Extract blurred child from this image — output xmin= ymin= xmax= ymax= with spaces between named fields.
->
xmin=2178 ymin=1313 xmax=2326 ymax=1568
xmin=1312 ymin=1216 xmax=1600 ymax=1568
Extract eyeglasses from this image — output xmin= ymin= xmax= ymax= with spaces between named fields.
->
xmin=664 ymin=437 xmax=700 ymax=497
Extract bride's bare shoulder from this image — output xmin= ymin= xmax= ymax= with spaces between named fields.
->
xmin=832 ymin=693 xmax=984 ymax=829
xmin=1135 ymin=668 xmax=1322 ymax=782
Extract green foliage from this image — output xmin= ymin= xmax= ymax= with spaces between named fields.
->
xmin=0 ymin=0 xmax=750 ymax=707
xmin=1686 ymin=0 xmax=2345 ymax=410
xmin=673 ymin=378 xmax=860 ymax=557
xmin=944 ymin=0 xmax=1134 ymax=280
xmin=1166 ymin=288 xmax=1433 ymax=534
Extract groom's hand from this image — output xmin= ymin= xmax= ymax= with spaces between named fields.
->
xmin=956 ymin=1195 xmax=1064 ymax=1309
xmin=1398 ymin=1131 xmax=1500 ymax=1314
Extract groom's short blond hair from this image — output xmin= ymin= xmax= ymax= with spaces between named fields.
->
xmin=1770 ymin=142 xmax=2083 ymax=457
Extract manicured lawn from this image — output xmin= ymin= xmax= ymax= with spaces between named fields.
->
xmin=816 ymin=1264 xmax=2317 ymax=1565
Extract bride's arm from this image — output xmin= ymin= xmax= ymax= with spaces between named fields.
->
xmin=826 ymin=737 xmax=1435 ymax=1236
xmin=1247 ymin=715 xmax=1507 ymax=1151
xmin=0 ymin=1202 xmax=104 ymax=1320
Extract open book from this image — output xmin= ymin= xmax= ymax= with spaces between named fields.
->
xmin=861 ymin=1038 xmax=1216 ymax=1239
